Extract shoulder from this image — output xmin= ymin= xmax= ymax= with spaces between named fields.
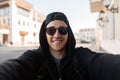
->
xmin=18 ymin=48 xmax=44 ymax=71
xmin=75 ymin=46 xmax=98 ymax=57
xmin=75 ymin=47 xmax=120 ymax=80
xmin=75 ymin=47 xmax=93 ymax=53
xmin=19 ymin=48 xmax=43 ymax=60
xmin=18 ymin=48 xmax=44 ymax=67
xmin=75 ymin=46 xmax=120 ymax=67
xmin=74 ymin=47 xmax=102 ymax=65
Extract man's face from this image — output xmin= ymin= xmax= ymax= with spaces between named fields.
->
xmin=46 ymin=20 xmax=68 ymax=52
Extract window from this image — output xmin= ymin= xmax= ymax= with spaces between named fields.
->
xmin=8 ymin=18 xmax=10 ymax=25
xmin=0 ymin=9 xmax=2 ymax=15
xmin=3 ymin=19 xmax=5 ymax=24
xmin=34 ymin=24 xmax=36 ymax=28
xmin=0 ymin=7 xmax=10 ymax=15
xmin=18 ymin=20 xmax=20 ymax=25
xmin=27 ymin=22 xmax=29 ymax=26
xmin=23 ymin=21 xmax=25 ymax=26
xmin=3 ymin=7 xmax=10 ymax=14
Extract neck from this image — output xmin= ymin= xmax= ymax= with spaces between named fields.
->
xmin=49 ymin=48 xmax=65 ymax=59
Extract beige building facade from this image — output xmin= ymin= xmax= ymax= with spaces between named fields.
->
xmin=0 ymin=0 xmax=45 ymax=46
xmin=90 ymin=0 xmax=120 ymax=53
xmin=114 ymin=0 xmax=120 ymax=40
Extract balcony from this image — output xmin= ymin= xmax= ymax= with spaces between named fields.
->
xmin=0 ymin=24 xmax=9 ymax=34
xmin=90 ymin=0 xmax=107 ymax=12
xmin=16 ymin=0 xmax=33 ymax=11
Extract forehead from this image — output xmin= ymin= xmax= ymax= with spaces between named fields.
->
xmin=46 ymin=20 xmax=67 ymax=28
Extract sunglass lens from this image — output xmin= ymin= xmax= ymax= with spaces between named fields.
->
xmin=46 ymin=27 xmax=56 ymax=35
xmin=59 ymin=27 xmax=68 ymax=35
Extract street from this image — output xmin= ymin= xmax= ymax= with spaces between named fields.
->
xmin=0 ymin=42 xmax=105 ymax=63
xmin=0 ymin=46 xmax=38 ymax=63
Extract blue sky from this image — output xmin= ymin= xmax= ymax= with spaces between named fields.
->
xmin=28 ymin=0 xmax=99 ymax=33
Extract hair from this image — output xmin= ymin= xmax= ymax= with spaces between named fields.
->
xmin=39 ymin=12 xmax=76 ymax=58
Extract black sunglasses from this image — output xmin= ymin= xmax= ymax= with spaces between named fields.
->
xmin=46 ymin=27 xmax=68 ymax=35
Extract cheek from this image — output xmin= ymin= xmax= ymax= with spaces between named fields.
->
xmin=64 ymin=34 xmax=68 ymax=43
xmin=46 ymin=34 xmax=52 ymax=43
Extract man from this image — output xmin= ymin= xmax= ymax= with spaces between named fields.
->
xmin=0 ymin=12 xmax=120 ymax=80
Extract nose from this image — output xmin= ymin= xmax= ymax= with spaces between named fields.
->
xmin=53 ymin=29 xmax=61 ymax=37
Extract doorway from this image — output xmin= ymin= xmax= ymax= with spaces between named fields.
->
xmin=3 ymin=34 xmax=8 ymax=45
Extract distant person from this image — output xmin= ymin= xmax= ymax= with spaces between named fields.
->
xmin=0 ymin=12 xmax=120 ymax=80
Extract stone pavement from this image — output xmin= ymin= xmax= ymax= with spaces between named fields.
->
xmin=0 ymin=46 xmax=38 ymax=62
xmin=0 ymin=45 xmax=38 ymax=52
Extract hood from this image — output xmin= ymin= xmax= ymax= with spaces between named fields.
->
xmin=39 ymin=12 xmax=76 ymax=58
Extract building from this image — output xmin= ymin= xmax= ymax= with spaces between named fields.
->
xmin=78 ymin=28 xmax=95 ymax=43
xmin=0 ymin=0 xmax=45 ymax=46
xmin=96 ymin=0 xmax=120 ymax=40
xmin=90 ymin=0 xmax=120 ymax=54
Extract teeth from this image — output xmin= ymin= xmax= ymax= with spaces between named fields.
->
xmin=53 ymin=40 xmax=63 ymax=43
xmin=54 ymin=40 xmax=61 ymax=42
xmin=53 ymin=39 xmax=62 ymax=41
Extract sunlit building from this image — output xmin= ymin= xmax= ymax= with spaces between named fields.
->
xmin=79 ymin=28 xmax=95 ymax=43
xmin=90 ymin=0 xmax=120 ymax=54
xmin=95 ymin=0 xmax=120 ymax=40
xmin=0 ymin=0 xmax=45 ymax=46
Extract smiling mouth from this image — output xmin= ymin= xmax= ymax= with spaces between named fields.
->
xmin=53 ymin=40 xmax=62 ymax=42
xmin=52 ymin=39 xmax=64 ymax=42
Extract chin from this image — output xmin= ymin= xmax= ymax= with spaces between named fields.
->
xmin=53 ymin=48 xmax=62 ymax=51
xmin=52 ymin=47 xmax=65 ymax=52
